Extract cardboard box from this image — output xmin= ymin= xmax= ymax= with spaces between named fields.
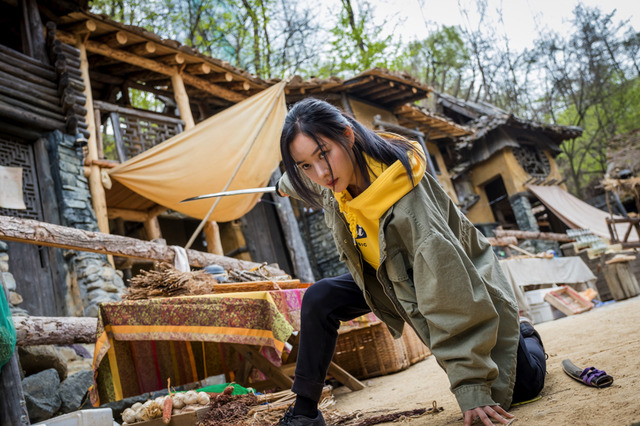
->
xmin=543 ymin=286 xmax=593 ymax=316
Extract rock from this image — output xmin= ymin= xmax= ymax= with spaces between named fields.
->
xmin=9 ymin=291 xmax=23 ymax=305
xmin=19 ymin=345 xmax=68 ymax=380
xmin=22 ymin=368 xmax=62 ymax=423
xmin=58 ymin=370 xmax=93 ymax=413
xmin=1 ymin=272 xmax=16 ymax=291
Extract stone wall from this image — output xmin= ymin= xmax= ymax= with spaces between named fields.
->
xmin=300 ymin=211 xmax=348 ymax=279
xmin=46 ymin=130 xmax=125 ymax=317
xmin=0 ymin=241 xmax=27 ymax=316
xmin=510 ymin=192 xmax=558 ymax=254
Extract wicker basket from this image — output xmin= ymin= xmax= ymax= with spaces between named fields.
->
xmin=401 ymin=325 xmax=431 ymax=364
xmin=333 ymin=322 xmax=410 ymax=380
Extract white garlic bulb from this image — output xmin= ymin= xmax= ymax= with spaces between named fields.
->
xmin=184 ymin=390 xmax=198 ymax=405
xmin=172 ymin=392 xmax=185 ymax=409
xmin=122 ymin=408 xmax=136 ymax=424
xmin=197 ymin=392 xmax=210 ymax=405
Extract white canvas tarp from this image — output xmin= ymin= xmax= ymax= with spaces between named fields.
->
xmin=528 ymin=184 xmax=638 ymax=242
xmin=108 ymin=82 xmax=287 ymax=222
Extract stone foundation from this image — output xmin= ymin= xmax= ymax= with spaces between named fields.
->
xmin=46 ymin=130 xmax=125 ymax=317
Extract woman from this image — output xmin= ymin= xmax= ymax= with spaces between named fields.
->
xmin=275 ymin=98 xmax=546 ymax=426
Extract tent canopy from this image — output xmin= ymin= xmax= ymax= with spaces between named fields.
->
xmin=528 ymin=184 xmax=638 ymax=242
xmin=108 ymin=82 xmax=287 ymax=222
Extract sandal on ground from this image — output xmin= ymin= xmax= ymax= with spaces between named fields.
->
xmin=561 ymin=359 xmax=614 ymax=388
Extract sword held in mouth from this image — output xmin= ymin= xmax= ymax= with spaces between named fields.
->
xmin=180 ymin=186 xmax=277 ymax=203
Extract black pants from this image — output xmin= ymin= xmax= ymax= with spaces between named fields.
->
xmin=292 ymin=273 xmax=546 ymax=406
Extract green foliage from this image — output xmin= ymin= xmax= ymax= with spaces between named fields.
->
xmin=315 ymin=0 xmax=393 ymax=77
xmin=398 ymin=25 xmax=471 ymax=93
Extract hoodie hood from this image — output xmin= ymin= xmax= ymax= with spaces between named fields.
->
xmin=335 ymin=141 xmax=426 ymax=268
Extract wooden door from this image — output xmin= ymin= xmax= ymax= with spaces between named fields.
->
xmin=0 ymin=134 xmax=64 ymax=316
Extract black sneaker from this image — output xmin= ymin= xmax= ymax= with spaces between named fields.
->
xmin=276 ymin=406 xmax=326 ymax=425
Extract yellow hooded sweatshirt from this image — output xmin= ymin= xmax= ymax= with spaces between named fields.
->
xmin=335 ymin=140 xmax=426 ymax=269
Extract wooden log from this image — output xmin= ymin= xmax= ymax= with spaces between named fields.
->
xmin=0 ymin=60 xmax=57 ymax=90
xmin=171 ymin=73 xmax=195 ymax=129
xmin=493 ymin=229 xmax=575 ymax=243
xmin=23 ymin=0 xmax=48 ymax=64
xmin=486 ymin=236 xmax=519 ymax=247
xmin=0 ymin=215 xmax=287 ymax=274
xmin=55 ymin=60 xmax=83 ymax=80
xmin=107 ymin=208 xmax=148 ymax=222
xmin=0 ymin=44 xmax=56 ymax=78
xmin=157 ymin=53 xmax=186 ymax=65
xmin=0 ymin=100 xmax=63 ymax=131
xmin=204 ymin=221 xmax=223 ymax=255
xmin=60 ymin=19 xmax=97 ymax=34
xmin=185 ymin=62 xmax=211 ymax=74
xmin=128 ymin=41 xmax=157 ymax=56
xmin=78 ymin=42 xmax=110 ymax=237
xmin=96 ymin=31 xmax=128 ymax=47
xmin=0 ymin=74 xmax=61 ymax=106
xmin=13 ymin=316 xmax=98 ymax=346
xmin=59 ymin=74 xmax=87 ymax=93
xmin=0 ymin=68 xmax=60 ymax=98
xmin=208 ymin=72 xmax=234 ymax=82
xmin=181 ymin=72 xmax=246 ymax=102
xmin=56 ymin=31 xmax=246 ymax=103
xmin=143 ymin=216 xmax=163 ymax=240
xmin=53 ymin=53 xmax=82 ymax=69
xmin=270 ymin=169 xmax=315 ymax=282
xmin=0 ymin=93 xmax=66 ymax=123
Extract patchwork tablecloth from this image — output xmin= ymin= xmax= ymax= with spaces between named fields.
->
xmin=89 ymin=289 xmax=307 ymax=405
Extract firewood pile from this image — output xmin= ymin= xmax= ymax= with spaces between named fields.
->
xmin=123 ymin=263 xmax=301 ymax=300
xmin=124 ymin=263 xmax=216 ymax=300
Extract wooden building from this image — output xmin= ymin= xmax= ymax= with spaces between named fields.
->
xmin=434 ymin=92 xmax=583 ymax=240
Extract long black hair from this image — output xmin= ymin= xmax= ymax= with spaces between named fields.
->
xmin=280 ymin=97 xmax=422 ymax=207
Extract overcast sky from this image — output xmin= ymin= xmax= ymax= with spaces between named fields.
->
xmin=358 ymin=0 xmax=639 ymax=51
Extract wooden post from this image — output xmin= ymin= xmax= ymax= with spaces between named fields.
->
xmin=170 ymin=72 xmax=195 ymax=130
xmin=269 ymin=169 xmax=315 ymax=283
xmin=204 ymin=221 xmax=224 ymax=255
xmin=77 ymin=39 xmax=110 ymax=236
xmin=143 ymin=216 xmax=162 ymax=241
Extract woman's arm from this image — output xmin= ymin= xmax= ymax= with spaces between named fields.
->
xmin=411 ymin=232 xmax=502 ymax=412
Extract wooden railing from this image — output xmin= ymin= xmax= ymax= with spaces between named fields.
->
xmin=94 ymin=100 xmax=184 ymax=162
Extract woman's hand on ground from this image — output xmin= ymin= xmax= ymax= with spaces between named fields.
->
xmin=463 ymin=405 xmax=513 ymax=425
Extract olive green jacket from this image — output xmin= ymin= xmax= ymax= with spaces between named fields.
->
xmin=278 ymin=171 xmax=520 ymax=413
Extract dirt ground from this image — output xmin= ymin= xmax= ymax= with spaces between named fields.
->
xmin=331 ymin=296 xmax=640 ymax=425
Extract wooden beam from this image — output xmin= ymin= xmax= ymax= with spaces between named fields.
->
xmin=171 ymin=73 xmax=195 ymax=129
xmin=60 ymin=19 xmax=97 ymax=34
xmin=13 ymin=316 xmax=98 ymax=346
xmin=185 ymin=63 xmax=211 ymax=75
xmin=128 ymin=41 xmax=156 ymax=56
xmin=0 ymin=215 xmax=287 ymax=274
xmin=96 ymin=30 xmax=128 ymax=47
xmin=56 ymin=30 xmax=246 ymax=103
xmin=107 ymin=207 xmax=149 ymax=222
xmin=209 ymin=72 xmax=233 ymax=82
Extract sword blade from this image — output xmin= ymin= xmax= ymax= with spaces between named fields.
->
xmin=180 ymin=186 xmax=276 ymax=203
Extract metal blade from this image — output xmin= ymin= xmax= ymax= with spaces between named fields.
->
xmin=180 ymin=186 xmax=276 ymax=203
